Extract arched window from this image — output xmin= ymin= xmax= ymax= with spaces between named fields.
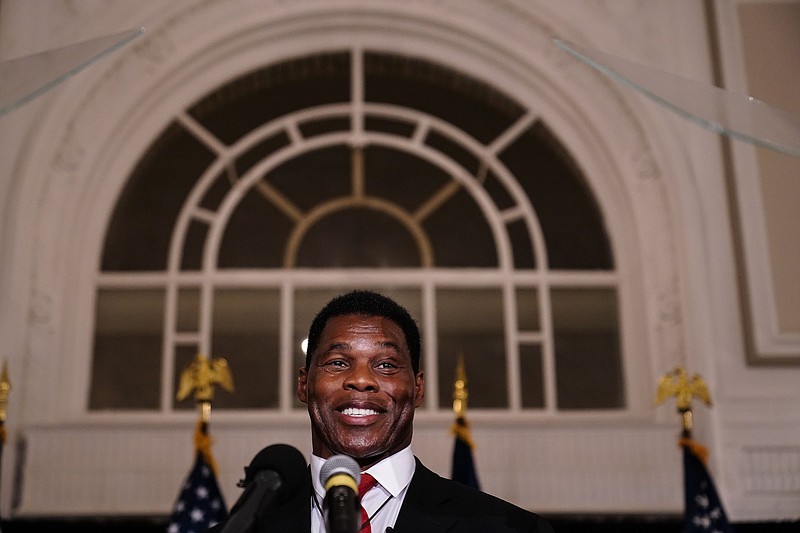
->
xmin=90 ymin=50 xmax=621 ymax=414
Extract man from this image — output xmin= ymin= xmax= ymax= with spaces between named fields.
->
xmin=215 ymin=290 xmax=554 ymax=532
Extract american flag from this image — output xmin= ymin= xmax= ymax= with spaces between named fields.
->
xmin=450 ymin=417 xmax=481 ymax=490
xmin=683 ymin=443 xmax=734 ymax=533
xmin=167 ymin=452 xmax=228 ymax=533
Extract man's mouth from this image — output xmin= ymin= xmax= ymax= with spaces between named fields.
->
xmin=340 ymin=407 xmax=379 ymax=417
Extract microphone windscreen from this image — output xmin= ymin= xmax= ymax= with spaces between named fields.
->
xmin=319 ymin=454 xmax=361 ymax=489
xmin=244 ymin=443 xmax=307 ymax=501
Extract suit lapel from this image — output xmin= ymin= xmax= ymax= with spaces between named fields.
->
xmin=392 ymin=458 xmax=459 ymax=533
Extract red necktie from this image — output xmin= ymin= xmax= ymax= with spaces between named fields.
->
xmin=358 ymin=473 xmax=379 ymax=532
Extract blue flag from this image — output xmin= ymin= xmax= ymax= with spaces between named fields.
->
xmin=683 ymin=442 xmax=734 ymax=533
xmin=167 ymin=451 xmax=228 ymax=533
xmin=451 ymin=417 xmax=481 ymax=490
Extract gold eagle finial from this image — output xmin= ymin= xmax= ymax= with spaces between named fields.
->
xmin=0 ymin=359 xmax=11 ymax=445
xmin=452 ymin=353 xmax=468 ymax=419
xmin=451 ymin=353 xmax=476 ymax=449
xmin=176 ymin=354 xmax=234 ymax=405
xmin=0 ymin=359 xmax=10 ymax=422
xmin=655 ymin=366 xmax=712 ymax=435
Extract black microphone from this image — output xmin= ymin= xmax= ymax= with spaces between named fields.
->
xmin=220 ymin=443 xmax=307 ymax=533
xmin=320 ymin=455 xmax=362 ymax=533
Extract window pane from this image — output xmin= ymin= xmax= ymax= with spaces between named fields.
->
xmin=182 ymin=220 xmax=208 ymax=271
xmin=423 ymin=188 xmax=498 ymax=267
xmin=437 ymin=288 xmax=507 ymax=408
xmin=552 ymin=288 xmax=624 ymax=409
xmin=297 ymin=208 xmax=421 ymax=267
xmin=364 ymin=116 xmax=416 ymax=137
xmin=364 ymin=52 xmax=524 ymax=145
xmin=89 ymin=289 xmax=164 ymax=409
xmin=364 ymin=145 xmax=450 ymax=213
xmin=508 ymin=218 xmax=536 ymax=269
xmin=268 ymin=145 xmax=351 ymax=212
xmin=516 ymin=287 xmax=539 ymax=331
xmin=219 ymin=187 xmax=294 ymax=268
xmin=500 ymin=121 xmax=613 ymax=270
xmin=519 ymin=343 xmax=544 ymax=408
xmin=189 ymin=53 xmax=351 ymax=145
xmin=102 ymin=122 xmax=215 ymax=271
xmin=233 ymin=130 xmax=291 ymax=178
xmin=210 ymin=288 xmax=280 ymax=408
xmin=298 ymin=117 xmax=350 ymax=138
xmin=425 ymin=130 xmax=481 ymax=176
xmin=482 ymin=169 xmax=516 ymax=211
xmin=176 ymin=288 xmax=200 ymax=332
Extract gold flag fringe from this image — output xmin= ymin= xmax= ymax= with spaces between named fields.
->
xmin=679 ymin=437 xmax=709 ymax=465
xmin=450 ymin=417 xmax=476 ymax=449
xmin=194 ymin=420 xmax=220 ymax=475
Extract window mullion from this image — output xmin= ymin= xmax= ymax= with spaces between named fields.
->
xmin=540 ymin=281 xmax=558 ymax=412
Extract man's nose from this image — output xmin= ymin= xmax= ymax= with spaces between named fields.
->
xmin=344 ymin=362 xmax=378 ymax=391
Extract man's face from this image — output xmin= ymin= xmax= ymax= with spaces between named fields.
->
xmin=297 ymin=314 xmax=424 ymax=468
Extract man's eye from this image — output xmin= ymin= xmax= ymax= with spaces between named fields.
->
xmin=320 ymin=359 xmax=347 ymax=368
xmin=376 ymin=361 xmax=398 ymax=369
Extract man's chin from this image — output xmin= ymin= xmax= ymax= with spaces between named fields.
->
xmin=331 ymin=440 xmax=387 ymax=461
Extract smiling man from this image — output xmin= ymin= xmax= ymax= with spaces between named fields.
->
xmin=297 ymin=290 xmax=554 ymax=533
xmin=210 ymin=290 xmax=553 ymax=532
xmin=298 ymin=294 xmax=424 ymax=470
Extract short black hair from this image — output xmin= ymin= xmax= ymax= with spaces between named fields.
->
xmin=305 ymin=290 xmax=421 ymax=373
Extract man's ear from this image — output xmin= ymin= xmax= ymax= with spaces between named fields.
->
xmin=414 ymin=370 xmax=425 ymax=408
xmin=297 ymin=367 xmax=308 ymax=404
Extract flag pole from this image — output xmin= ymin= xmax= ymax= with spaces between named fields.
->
xmin=168 ymin=354 xmax=234 ymax=533
xmin=451 ymin=353 xmax=473 ymax=446
xmin=0 ymin=359 xmax=11 ymax=525
xmin=655 ymin=366 xmax=734 ymax=532
xmin=0 ymin=359 xmax=10 ymax=457
xmin=175 ymin=354 xmax=234 ymax=475
xmin=450 ymin=353 xmax=480 ymax=489
xmin=453 ymin=353 xmax=468 ymax=420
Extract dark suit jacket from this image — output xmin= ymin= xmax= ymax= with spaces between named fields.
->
xmin=209 ymin=457 xmax=554 ymax=532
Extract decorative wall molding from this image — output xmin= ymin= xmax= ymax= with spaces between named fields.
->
xmin=741 ymin=446 xmax=800 ymax=495
xmin=712 ymin=0 xmax=800 ymax=365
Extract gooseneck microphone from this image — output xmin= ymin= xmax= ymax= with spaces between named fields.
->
xmin=320 ymin=455 xmax=362 ymax=533
xmin=220 ymin=443 xmax=307 ymax=533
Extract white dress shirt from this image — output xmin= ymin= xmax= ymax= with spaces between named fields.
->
xmin=311 ymin=446 xmax=416 ymax=533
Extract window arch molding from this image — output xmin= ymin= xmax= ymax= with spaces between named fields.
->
xmin=182 ymin=109 xmax=537 ymax=272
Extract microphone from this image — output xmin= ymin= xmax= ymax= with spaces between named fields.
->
xmin=220 ymin=443 xmax=307 ymax=533
xmin=320 ymin=455 xmax=362 ymax=533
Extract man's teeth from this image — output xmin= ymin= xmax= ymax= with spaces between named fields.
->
xmin=341 ymin=407 xmax=378 ymax=416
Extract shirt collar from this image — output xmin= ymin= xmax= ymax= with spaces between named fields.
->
xmin=311 ymin=446 xmax=415 ymax=499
